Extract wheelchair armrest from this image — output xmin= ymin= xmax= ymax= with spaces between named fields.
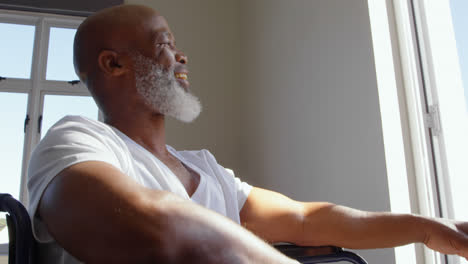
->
xmin=274 ymin=243 xmax=368 ymax=264
xmin=274 ymin=243 xmax=341 ymax=258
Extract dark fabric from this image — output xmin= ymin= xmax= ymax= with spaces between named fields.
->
xmin=0 ymin=0 xmax=123 ymax=17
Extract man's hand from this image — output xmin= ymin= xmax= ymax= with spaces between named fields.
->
xmin=424 ymin=219 xmax=468 ymax=260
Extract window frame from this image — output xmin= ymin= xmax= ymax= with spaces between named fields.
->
xmin=392 ymin=0 xmax=468 ymax=264
xmin=368 ymin=0 xmax=468 ymax=263
xmin=0 ymin=9 xmax=88 ymax=255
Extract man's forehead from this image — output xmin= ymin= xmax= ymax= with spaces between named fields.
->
xmin=153 ymin=31 xmax=174 ymax=41
xmin=147 ymin=15 xmax=174 ymax=39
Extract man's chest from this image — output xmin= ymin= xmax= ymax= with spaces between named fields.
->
xmin=125 ymin=151 xmax=232 ymax=219
xmin=163 ymin=160 xmax=200 ymax=197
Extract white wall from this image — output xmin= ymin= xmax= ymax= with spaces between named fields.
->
xmin=126 ymin=0 xmax=395 ymax=263
xmin=238 ymin=0 xmax=394 ymax=262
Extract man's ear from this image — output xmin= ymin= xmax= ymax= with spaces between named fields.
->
xmin=97 ymin=50 xmax=127 ymax=76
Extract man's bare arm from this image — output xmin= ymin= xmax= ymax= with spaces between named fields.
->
xmin=240 ymin=187 xmax=468 ymax=259
xmin=38 ymin=161 xmax=298 ymax=264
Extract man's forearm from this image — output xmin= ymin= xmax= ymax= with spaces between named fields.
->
xmin=300 ymin=203 xmax=427 ymax=249
xmin=148 ymin=192 xmax=299 ymax=264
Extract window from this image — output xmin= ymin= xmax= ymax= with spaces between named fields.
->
xmin=411 ymin=0 xmax=468 ymax=263
xmin=392 ymin=0 xmax=468 ymax=263
xmin=447 ymin=0 xmax=468 ymax=227
xmin=0 ymin=23 xmax=35 ymax=79
xmin=0 ymin=10 xmax=98 ymax=253
xmin=0 ymin=93 xmax=28 ymax=199
xmin=41 ymin=94 xmax=98 ymax=138
xmin=46 ymin=27 xmax=79 ymax=81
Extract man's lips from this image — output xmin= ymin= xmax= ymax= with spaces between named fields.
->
xmin=174 ymin=71 xmax=190 ymax=90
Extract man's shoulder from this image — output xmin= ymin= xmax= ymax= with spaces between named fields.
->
xmin=46 ymin=115 xmax=108 ymax=134
xmin=34 ymin=115 xmax=121 ymax=156
xmin=29 ymin=115 xmax=128 ymax=180
xmin=40 ymin=115 xmax=117 ymax=143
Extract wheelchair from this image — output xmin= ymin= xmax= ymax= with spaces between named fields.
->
xmin=0 ymin=193 xmax=367 ymax=263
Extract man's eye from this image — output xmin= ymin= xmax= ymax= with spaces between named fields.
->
xmin=156 ymin=42 xmax=176 ymax=49
xmin=157 ymin=43 xmax=171 ymax=47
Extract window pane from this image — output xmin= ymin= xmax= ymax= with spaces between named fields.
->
xmin=41 ymin=94 xmax=98 ymax=138
xmin=0 ymin=92 xmax=27 ymax=199
xmin=0 ymin=92 xmax=27 ymax=245
xmin=451 ymin=0 xmax=468 ymax=113
xmin=448 ymin=1 xmax=468 ymax=263
xmin=0 ymin=91 xmax=28 ymax=244
xmin=0 ymin=23 xmax=35 ymax=79
xmin=46 ymin=27 xmax=78 ymax=81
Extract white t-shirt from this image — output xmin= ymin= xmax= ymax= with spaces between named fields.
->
xmin=27 ymin=115 xmax=252 ymax=263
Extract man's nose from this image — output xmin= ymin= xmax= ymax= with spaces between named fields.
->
xmin=175 ymin=51 xmax=188 ymax=64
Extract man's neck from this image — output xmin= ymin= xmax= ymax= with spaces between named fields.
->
xmin=106 ymin=112 xmax=170 ymax=157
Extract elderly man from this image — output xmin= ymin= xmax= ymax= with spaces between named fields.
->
xmin=27 ymin=4 xmax=468 ymax=264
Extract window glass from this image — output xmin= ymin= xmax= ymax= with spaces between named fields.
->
xmin=0 ymin=23 xmax=35 ymax=79
xmin=448 ymin=1 xmax=468 ymax=263
xmin=450 ymin=0 xmax=468 ymax=113
xmin=46 ymin=27 xmax=78 ymax=81
xmin=0 ymin=92 xmax=27 ymax=199
xmin=41 ymin=94 xmax=98 ymax=138
xmin=0 ymin=92 xmax=28 ymax=245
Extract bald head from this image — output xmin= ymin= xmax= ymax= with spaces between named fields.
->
xmin=72 ymin=4 xmax=195 ymax=122
xmin=73 ymin=5 xmax=159 ymax=84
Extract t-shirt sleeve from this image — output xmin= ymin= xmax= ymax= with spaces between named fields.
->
xmin=221 ymin=167 xmax=253 ymax=210
xmin=27 ymin=116 xmax=125 ymax=242
xmin=196 ymin=149 xmax=253 ymax=212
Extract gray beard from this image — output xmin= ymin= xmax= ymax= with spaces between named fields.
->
xmin=132 ymin=52 xmax=202 ymax=123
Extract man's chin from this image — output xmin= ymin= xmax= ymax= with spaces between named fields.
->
xmin=171 ymin=104 xmax=202 ymax=123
